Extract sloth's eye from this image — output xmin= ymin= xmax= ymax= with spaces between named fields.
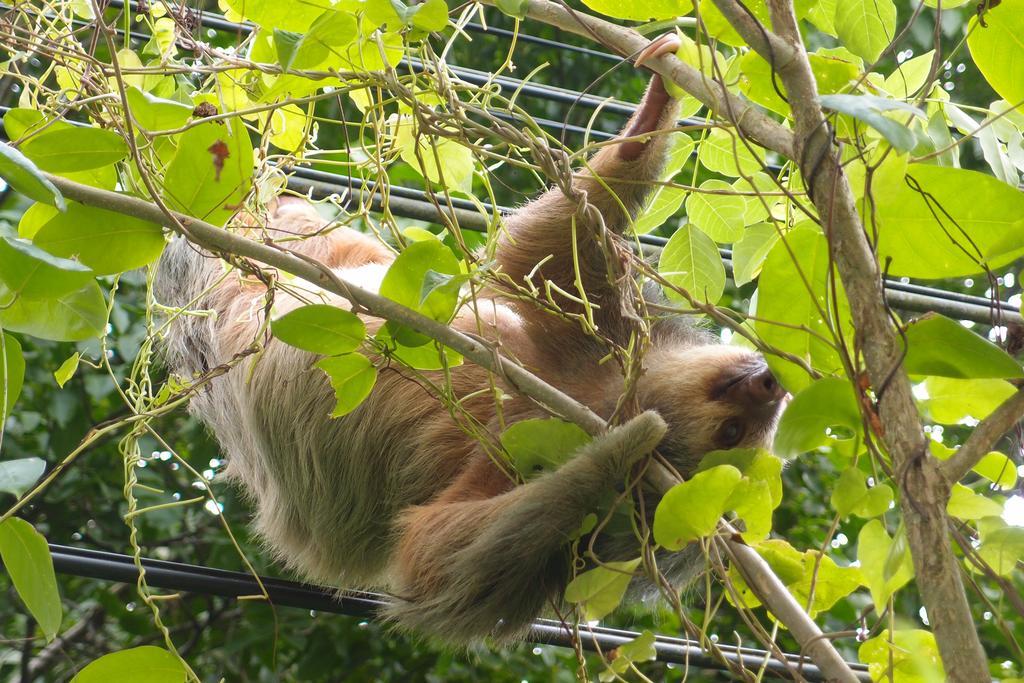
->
xmin=718 ymin=419 xmax=745 ymax=448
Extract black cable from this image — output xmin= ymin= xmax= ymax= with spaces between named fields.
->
xmin=47 ymin=543 xmax=870 ymax=681
xmin=461 ymin=22 xmax=620 ymax=62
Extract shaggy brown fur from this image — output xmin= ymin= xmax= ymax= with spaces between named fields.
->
xmin=155 ymin=51 xmax=786 ymax=645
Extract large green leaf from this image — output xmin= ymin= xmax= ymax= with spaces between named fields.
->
xmin=72 ymin=646 xmax=186 ymax=683
xmin=653 ymin=465 xmax=742 ymax=550
xmin=272 ymin=304 xmax=366 ymax=356
xmin=923 ymin=377 xmax=1017 ymax=424
xmin=773 ymin=378 xmax=861 ymax=458
xmin=967 ymin=0 xmax=1024 ymax=105
xmin=0 ymin=457 xmax=46 ymax=497
xmin=0 ymin=236 xmax=93 ymax=300
xmin=0 ymin=281 xmax=106 ymax=341
xmin=903 ymin=313 xmax=1023 ymax=379
xmin=684 ymin=180 xmax=745 ymax=243
xmin=273 ymin=9 xmax=359 ymax=71
xmin=580 ymin=0 xmax=689 ymax=20
xmin=162 ymin=118 xmax=254 ymax=227
xmin=731 ymin=222 xmax=779 ymax=286
xmin=658 ymin=224 xmax=725 ymax=305
xmin=875 ymin=164 xmax=1024 ymax=278
xmin=834 ymin=0 xmax=896 ymax=62
xmin=125 ymin=87 xmax=192 ymax=131
xmin=222 ymin=0 xmax=327 ymax=32
xmin=0 ymin=518 xmax=61 ymax=642
xmin=0 ymin=143 xmax=65 ymax=210
xmin=754 ymin=227 xmax=850 ymax=392
xmin=563 ymin=558 xmax=640 ymax=621
xmin=0 ymin=332 xmax=25 ymax=416
xmin=32 ymin=202 xmax=164 ymax=276
xmin=697 ymin=128 xmax=764 ymax=178
xmin=857 ymin=520 xmax=913 ymax=609
xmin=380 ymin=239 xmax=462 ymax=322
xmin=859 ymin=630 xmax=945 ymax=683
xmin=315 ymin=353 xmax=378 ymax=417
xmin=20 ymin=127 xmax=128 ymax=173
xmin=820 ymin=94 xmax=924 ymax=151
xmin=500 ymin=418 xmax=591 ymax=479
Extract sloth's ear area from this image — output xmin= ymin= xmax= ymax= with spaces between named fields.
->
xmin=617 ymin=33 xmax=683 ymax=162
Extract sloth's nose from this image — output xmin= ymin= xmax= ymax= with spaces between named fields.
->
xmin=745 ymin=366 xmax=786 ymax=404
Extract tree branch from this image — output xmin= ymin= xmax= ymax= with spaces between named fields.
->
xmin=476 ymin=0 xmax=795 ymax=159
xmin=45 ymin=172 xmax=857 ymax=681
xmin=942 ymin=388 xmax=1024 ymax=485
xmin=753 ymin=1 xmax=990 ymax=678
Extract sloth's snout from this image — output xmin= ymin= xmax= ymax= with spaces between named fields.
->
xmin=715 ymin=361 xmax=787 ymax=409
xmin=743 ymin=366 xmax=786 ymax=405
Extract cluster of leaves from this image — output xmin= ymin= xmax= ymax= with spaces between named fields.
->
xmin=0 ymin=0 xmax=1022 ymax=680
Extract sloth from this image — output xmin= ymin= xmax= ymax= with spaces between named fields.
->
xmin=155 ymin=34 xmax=786 ymax=644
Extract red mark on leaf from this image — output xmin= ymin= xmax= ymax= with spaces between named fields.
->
xmin=207 ymin=140 xmax=230 ymax=181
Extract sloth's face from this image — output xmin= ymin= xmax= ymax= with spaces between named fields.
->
xmin=639 ymin=345 xmax=788 ymax=474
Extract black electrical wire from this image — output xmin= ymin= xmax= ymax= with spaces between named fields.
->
xmin=47 ymin=543 xmax=871 ymax=682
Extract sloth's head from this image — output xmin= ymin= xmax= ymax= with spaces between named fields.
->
xmin=639 ymin=345 xmax=788 ymax=474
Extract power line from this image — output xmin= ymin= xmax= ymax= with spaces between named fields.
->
xmin=47 ymin=543 xmax=870 ymax=681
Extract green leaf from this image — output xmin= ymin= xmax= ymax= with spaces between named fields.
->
xmin=0 ymin=332 xmax=25 ymax=415
xmin=0 ymin=518 xmax=61 ymax=642
xmin=315 ymin=354 xmax=378 ymax=417
xmin=0 ymin=236 xmax=93 ymax=300
xmin=948 ymin=483 xmax=1003 ymax=520
xmin=33 ymin=202 xmax=164 ymax=276
xmin=658 ymin=224 xmax=725 ymax=305
xmin=72 ymin=646 xmax=187 ymax=683
xmin=125 ymin=87 xmax=192 ymax=131
xmin=3 ymin=108 xmax=48 ymax=141
xmin=0 ymin=281 xmax=106 ymax=342
xmin=923 ymin=377 xmax=1016 ymax=424
xmin=731 ymin=222 xmax=779 ymax=286
xmin=653 ymin=465 xmax=742 ymax=550
xmin=563 ymin=558 xmax=640 ymax=621
xmin=634 ymin=134 xmax=695 ymax=234
xmin=273 ymin=304 xmax=366 ymax=356
xmin=728 ymin=477 xmax=774 ymax=541
xmin=580 ymin=0 xmax=689 ymax=20
xmin=162 ymin=118 xmax=254 ymax=227
xmin=494 ymin=0 xmax=529 ymax=19
xmin=684 ymin=180 xmax=745 ymax=243
xmin=820 ymin=94 xmax=924 ymax=151
xmin=790 ymin=551 xmax=863 ymax=617
xmin=859 ymin=630 xmax=945 ymax=683
xmin=754 ymin=227 xmax=851 ymax=392
xmin=599 ymin=630 xmax=656 ymax=681
xmin=967 ymin=3 xmax=1024 ymax=105
xmin=903 ymin=313 xmax=1023 ymax=379
xmin=882 ymin=50 xmax=936 ymax=100
xmin=831 ymin=467 xmax=893 ymax=518
xmin=393 ymin=116 xmax=475 ymax=193
xmin=875 ymin=164 xmax=1024 ymax=278
xmin=696 ymin=448 xmax=783 ymax=506
xmin=222 ymin=0 xmax=325 ymax=32
xmin=408 ymin=0 xmax=449 ymax=30
xmin=978 ymin=521 xmax=1024 ymax=577
xmin=20 ymin=127 xmax=128 ymax=173
xmin=0 ymin=143 xmax=66 ymax=210
xmin=380 ymin=240 xmax=462 ymax=322
xmin=500 ymin=418 xmax=592 ymax=479
xmin=857 ymin=519 xmax=913 ymax=609
xmin=971 ymin=451 xmax=1018 ymax=490
xmin=773 ymin=378 xmax=861 ymax=458
xmin=54 ymin=352 xmax=80 ymax=389
xmin=697 ymin=128 xmax=764 ymax=178
xmin=834 ymin=0 xmax=896 ymax=62
xmin=740 ymin=49 xmax=860 ymax=117
xmin=0 ymin=457 xmax=46 ymax=497
xmin=273 ymin=9 xmax=359 ymax=71
xmin=374 ymin=324 xmax=463 ymax=371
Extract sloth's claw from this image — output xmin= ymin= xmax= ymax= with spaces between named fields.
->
xmin=634 ymin=32 xmax=682 ymax=69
